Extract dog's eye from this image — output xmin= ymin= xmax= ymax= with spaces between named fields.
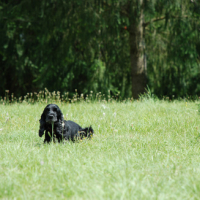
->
xmin=53 ymin=108 xmax=57 ymax=112
xmin=46 ymin=108 xmax=50 ymax=112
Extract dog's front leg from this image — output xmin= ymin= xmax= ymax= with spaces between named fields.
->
xmin=44 ymin=131 xmax=52 ymax=143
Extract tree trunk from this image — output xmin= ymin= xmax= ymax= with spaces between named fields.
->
xmin=129 ymin=0 xmax=146 ymax=99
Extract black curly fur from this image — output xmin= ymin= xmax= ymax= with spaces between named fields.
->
xmin=39 ymin=104 xmax=94 ymax=143
xmin=79 ymin=126 xmax=94 ymax=139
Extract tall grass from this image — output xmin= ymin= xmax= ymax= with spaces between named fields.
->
xmin=0 ymin=95 xmax=200 ymax=199
xmin=1 ymin=88 xmax=121 ymax=105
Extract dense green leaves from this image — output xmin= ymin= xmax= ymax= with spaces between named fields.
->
xmin=146 ymin=0 xmax=200 ymax=97
xmin=0 ymin=0 xmax=200 ymax=98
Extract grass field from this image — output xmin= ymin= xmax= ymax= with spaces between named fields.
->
xmin=1 ymin=99 xmax=200 ymax=199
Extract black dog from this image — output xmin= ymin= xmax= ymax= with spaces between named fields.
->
xmin=39 ymin=104 xmax=94 ymax=143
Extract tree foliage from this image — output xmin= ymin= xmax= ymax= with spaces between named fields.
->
xmin=0 ymin=0 xmax=200 ymax=98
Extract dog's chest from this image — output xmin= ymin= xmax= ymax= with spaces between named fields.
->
xmin=46 ymin=124 xmax=56 ymax=134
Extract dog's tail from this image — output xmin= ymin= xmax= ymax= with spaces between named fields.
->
xmin=79 ymin=126 xmax=94 ymax=138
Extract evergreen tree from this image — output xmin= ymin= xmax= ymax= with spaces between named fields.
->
xmin=0 ymin=0 xmax=200 ymax=99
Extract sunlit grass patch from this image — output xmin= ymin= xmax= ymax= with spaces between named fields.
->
xmin=0 ymin=100 xmax=200 ymax=199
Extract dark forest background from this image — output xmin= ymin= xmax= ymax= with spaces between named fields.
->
xmin=0 ymin=0 xmax=200 ymax=99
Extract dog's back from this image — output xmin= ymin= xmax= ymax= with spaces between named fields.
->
xmin=63 ymin=120 xmax=82 ymax=141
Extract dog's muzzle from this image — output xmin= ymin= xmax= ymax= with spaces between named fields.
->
xmin=46 ymin=115 xmax=57 ymax=123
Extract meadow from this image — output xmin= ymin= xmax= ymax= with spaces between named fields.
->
xmin=1 ymin=96 xmax=200 ymax=199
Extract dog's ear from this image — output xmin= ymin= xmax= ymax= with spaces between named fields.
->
xmin=54 ymin=106 xmax=64 ymax=137
xmin=40 ymin=110 xmax=46 ymax=122
xmin=39 ymin=110 xmax=46 ymax=137
xmin=57 ymin=107 xmax=64 ymax=122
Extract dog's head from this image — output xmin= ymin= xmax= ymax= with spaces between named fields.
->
xmin=39 ymin=104 xmax=64 ymax=137
xmin=41 ymin=104 xmax=63 ymax=123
